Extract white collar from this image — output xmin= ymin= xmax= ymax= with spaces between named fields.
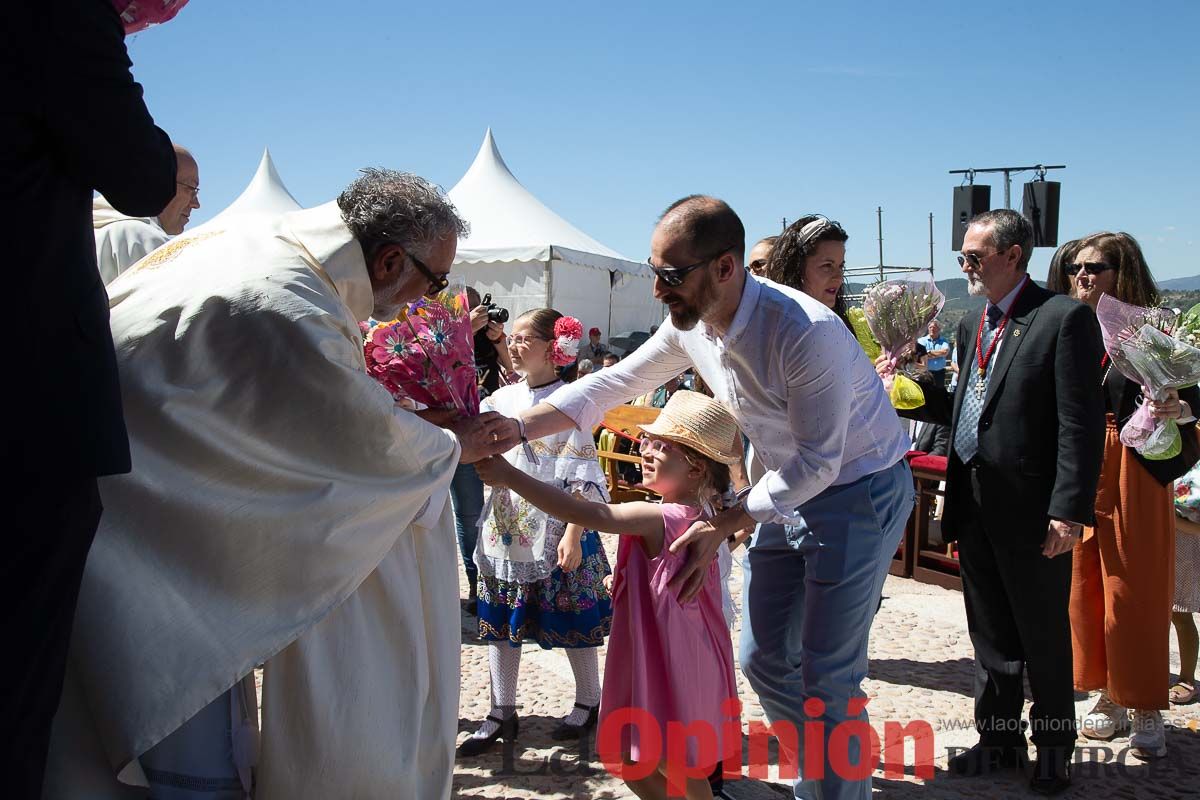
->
xmin=704 ymin=274 xmax=759 ymax=345
xmin=280 ymin=202 xmax=373 ymax=322
xmin=989 ymin=274 xmax=1030 ymax=317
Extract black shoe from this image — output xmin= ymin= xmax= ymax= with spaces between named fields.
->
xmin=948 ymin=742 xmax=1028 ymax=777
xmin=457 ymin=713 xmax=519 ymax=757
xmin=464 ymin=598 xmax=478 ymax=616
xmin=551 ymin=703 xmax=599 ymax=741
xmin=1029 ymin=747 xmax=1072 ymax=796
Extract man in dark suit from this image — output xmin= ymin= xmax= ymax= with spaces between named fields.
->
xmin=894 ymin=209 xmax=1106 ymax=795
xmin=912 ymin=417 xmax=950 ymax=457
xmin=0 ymin=1 xmax=177 ymax=795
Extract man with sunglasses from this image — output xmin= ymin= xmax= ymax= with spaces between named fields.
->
xmin=93 ymin=144 xmax=200 ymax=284
xmin=484 ymin=194 xmax=914 ymax=800
xmin=46 ymin=169 xmax=513 ymax=800
xmin=894 ymin=208 xmax=1106 ymax=794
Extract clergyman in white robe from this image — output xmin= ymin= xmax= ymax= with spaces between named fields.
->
xmin=45 ymin=201 xmax=465 ymax=799
xmin=92 ymin=194 xmax=169 ymax=284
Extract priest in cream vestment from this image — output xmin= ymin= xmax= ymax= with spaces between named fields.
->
xmin=93 ymin=144 xmax=200 ymax=284
xmin=45 ymin=170 xmax=507 ymax=799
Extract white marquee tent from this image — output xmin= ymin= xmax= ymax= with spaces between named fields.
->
xmin=447 ymin=129 xmax=662 ymax=338
xmin=184 ymin=148 xmax=301 ymax=237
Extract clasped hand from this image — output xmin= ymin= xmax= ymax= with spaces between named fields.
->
xmin=1146 ymin=386 xmax=1186 ymax=421
xmin=414 ymin=410 xmax=522 ymax=464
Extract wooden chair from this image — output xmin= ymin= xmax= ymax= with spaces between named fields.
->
xmin=594 ymin=405 xmax=661 ymax=503
xmin=906 ymin=453 xmax=962 ymax=591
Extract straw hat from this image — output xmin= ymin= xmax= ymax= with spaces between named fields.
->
xmin=638 ymin=390 xmax=743 ymax=465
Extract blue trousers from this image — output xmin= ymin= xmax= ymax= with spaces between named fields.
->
xmin=739 ymin=459 xmax=913 ymax=800
xmin=449 ymin=462 xmax=484 ymax=592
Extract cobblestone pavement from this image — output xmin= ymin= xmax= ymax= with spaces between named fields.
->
xmin=450 ymin=533 xmax=1200 ymax=799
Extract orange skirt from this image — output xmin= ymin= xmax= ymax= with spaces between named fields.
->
xmin=1069 ymin=415 xmax=1175 ymax=709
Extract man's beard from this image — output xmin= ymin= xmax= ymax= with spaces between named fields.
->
xmin=664 ymin=270 xmax=716 ymax=331
xmin=966 ymin=273 xmax=988 ymax=297
xmin=371 ymin=273 xmax=407 ymax=321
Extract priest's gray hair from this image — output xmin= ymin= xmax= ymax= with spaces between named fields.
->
xmin=337 ymin=168 xmax=469 ymax=261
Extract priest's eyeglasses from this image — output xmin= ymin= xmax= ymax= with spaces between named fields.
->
xmin=176 ymin=181 xmax=199 ymax=198
xmin=647 ymin=243 xmax=736 ymax=288
xmin=408 ymin=251 xmax=450 ymax=297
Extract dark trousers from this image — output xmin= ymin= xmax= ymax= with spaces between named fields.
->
xmin=1 ymin=476 xmax=102 ymax=798
xmin=930 ymin=368 xmax=947 ymax=388
xmin=449 ymin=462 xmax=483 ymax=593
xmin=957 ymin=467 xmax=1076 ymax=750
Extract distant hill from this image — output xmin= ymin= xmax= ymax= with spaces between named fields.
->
xmin=1160 ymin=275 xmax=1200 ymax=291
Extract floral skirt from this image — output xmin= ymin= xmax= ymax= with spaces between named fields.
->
xmin=477 ymin=529 xmax=613 ymax=649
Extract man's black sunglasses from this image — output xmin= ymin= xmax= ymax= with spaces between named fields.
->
xmin=647 ymin=244 xmax=736 ymax=287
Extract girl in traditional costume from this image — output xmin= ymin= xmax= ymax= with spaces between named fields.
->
xmin=458 ymin=309 xmax=613 ymax=755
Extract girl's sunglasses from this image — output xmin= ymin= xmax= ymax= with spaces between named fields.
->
xmin=638 ymin=435 xmax=676 ymax=455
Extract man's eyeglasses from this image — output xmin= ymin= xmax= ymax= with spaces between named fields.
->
xmin=647 ymin=244 xmax=736 ymax=288
xmin=176 ymin=181 xmax=199 ymax=198
xmin=408 ymin=250 xmax=450 ymax=297
xmin=1065 ymin=262 xmax=1118 ymax=276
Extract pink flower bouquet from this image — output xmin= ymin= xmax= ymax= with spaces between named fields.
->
xmin=1097 ymin=293 xmax=1200 ymax=460
xmin=862 ymin=273 xmax=945 ymax=410
xmin=111 ymin=0 xmax=190 ymax=34
xmin=362 ymin=282 xmax=480 ymax=417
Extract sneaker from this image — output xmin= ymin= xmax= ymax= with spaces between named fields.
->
xmin=1129 ymin=709 xmax=1167 ymax=759
xmin=1080 ymin=691 xmax=1128 ymax=740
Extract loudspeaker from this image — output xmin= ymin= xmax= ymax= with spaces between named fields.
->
xmin=1022 ymin=181 xmax=1061 ymax=247
xmin=951 ymin=185 xmax=991 ymax=250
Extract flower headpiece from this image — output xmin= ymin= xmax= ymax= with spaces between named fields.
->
xmin=551 ymin=316 xmax=583 ymax=366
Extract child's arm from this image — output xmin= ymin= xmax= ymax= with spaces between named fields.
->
xmin=475 ymin=456 xmax=665 ymax=547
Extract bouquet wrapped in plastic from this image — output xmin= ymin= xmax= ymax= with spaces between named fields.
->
xmin=1096 ymin=293 xmax=1200 ymax=460
xmin=847 ymin=306 xmax=882 ymax=362
xmin=1175 ymin=302 xmax=1200 ymax=348
xmin=361 ymin=282 xmax=480 ymax=417
xmin=112 ymin=0 xmax=190 ymax=34
xmin=861 ymin=273 xmax=945 ymax=410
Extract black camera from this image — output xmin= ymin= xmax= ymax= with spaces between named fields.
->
xmin=481 ymin=293 xmax=509 ymax=324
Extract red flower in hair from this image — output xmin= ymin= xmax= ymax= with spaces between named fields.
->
xmin=551 ymin=316 xmax=584 ymax=366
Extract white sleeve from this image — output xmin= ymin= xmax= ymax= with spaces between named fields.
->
xmin=743 ymin=322 xmax=853 ymax=524
xmin=545 ymin=327 xmax=692 ymax=431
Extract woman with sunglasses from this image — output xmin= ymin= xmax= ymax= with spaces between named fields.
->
xmin=1062 ymin=231 xmax=1199 ymax=760
xmin=1044 ymin=239 xmax=1081 ymax=294
xmin=761 ymin=215 xmax=852 ymax=329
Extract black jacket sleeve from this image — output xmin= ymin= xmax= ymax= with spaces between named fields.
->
xmin=44 ymin=0 xmax=176 ymax=216
xmin=1049 ymin=302 xmax=1107 ymax=523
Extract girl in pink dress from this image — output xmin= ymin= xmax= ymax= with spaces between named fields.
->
xmin=476 ymin=390 xmax=744 ymax=800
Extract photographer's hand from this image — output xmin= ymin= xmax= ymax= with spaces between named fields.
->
xmin=470 ymin=305 xmax=490 ymax=334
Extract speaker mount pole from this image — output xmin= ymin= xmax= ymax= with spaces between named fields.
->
xmin=876 ymin=206 xmax=885 ymax=284
xmin=928 ymin=212 xmax=935 ymax=275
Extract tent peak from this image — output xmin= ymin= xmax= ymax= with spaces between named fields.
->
xmin=466 ymin=128 xmax=514 ymax=183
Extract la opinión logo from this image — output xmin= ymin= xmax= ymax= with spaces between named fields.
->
xmin=596 ymin=697 xmax=935 ymax=796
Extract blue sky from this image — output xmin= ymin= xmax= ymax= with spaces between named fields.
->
xmin=127 ymin=0 xmax=1199 ymax=281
